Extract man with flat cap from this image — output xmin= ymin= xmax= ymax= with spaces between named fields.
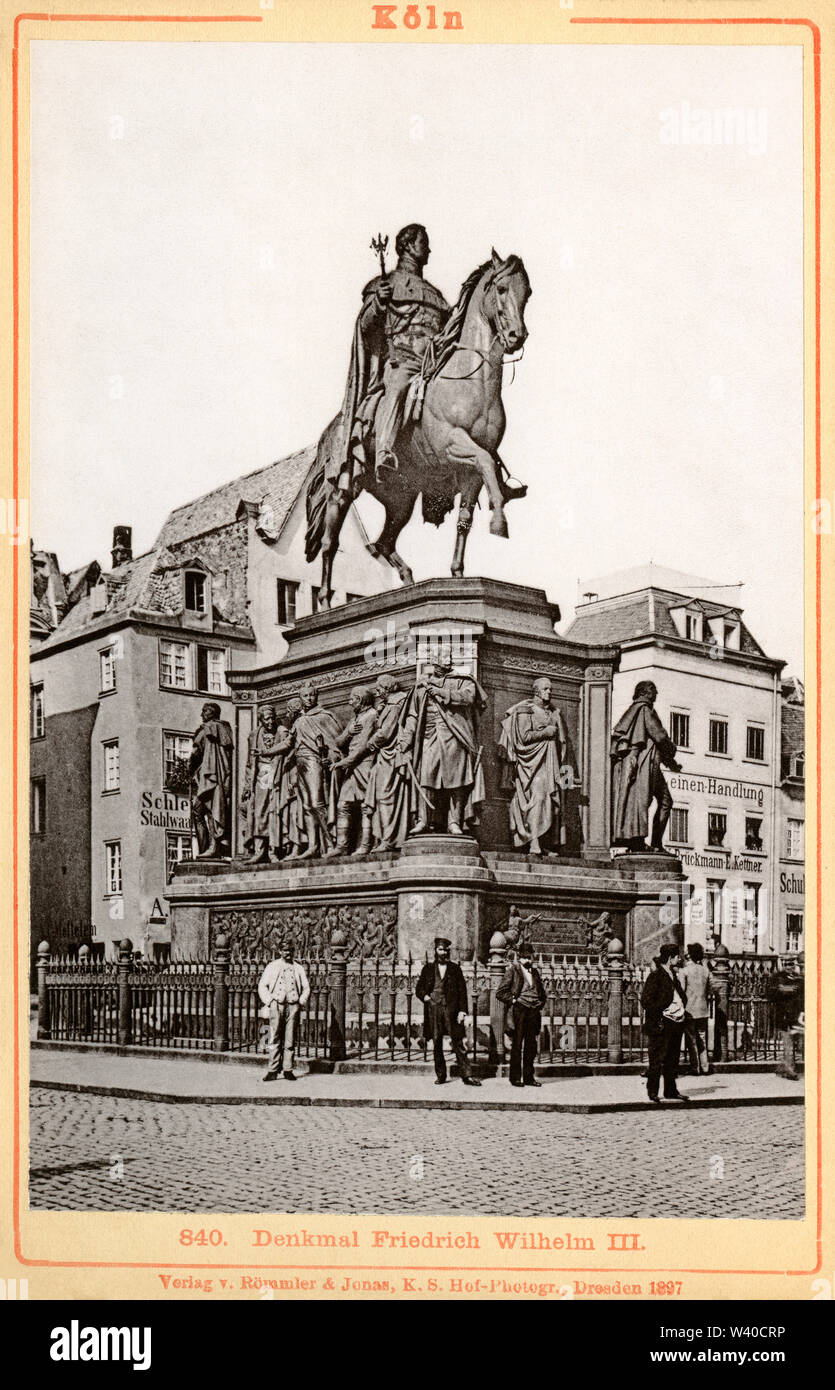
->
xmin=415 ymin=937 xmax=481 ymax=1086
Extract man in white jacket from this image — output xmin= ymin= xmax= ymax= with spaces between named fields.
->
xmin=259 ymin=942 xmax=311 ymax=1082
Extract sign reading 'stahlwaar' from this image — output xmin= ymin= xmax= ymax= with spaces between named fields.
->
xmin=140 ymin=790 xmax=190 ymax=830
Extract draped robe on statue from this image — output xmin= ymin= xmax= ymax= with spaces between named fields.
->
xmin=190 ymin=718 xmax=234 ymax=852
xmin=610 ymin=699 xmax=677 ymax=845
xmin=499 ymin=699 xmax=567 ymax=849
xmin=242 ymin=723 xmax=281 ymax=851
xmin=364 ymin=689 xmax=412 ymax=847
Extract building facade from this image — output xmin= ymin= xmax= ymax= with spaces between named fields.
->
xmin=566 ymin=565 xmax=804 ymax=955
xmin=29 ymin=450 xmax=397 ymax=966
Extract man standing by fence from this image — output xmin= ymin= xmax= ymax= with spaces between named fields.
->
xmin=681 ymin=942 xmax=713 ymax=1075
xmin=496 ymin=942 xmax=547 ymax=1087
xmin=259 ymin=942 xmax=311 ymax=1082
xmin=641 ymin=943 xmax=689 ymax=1103
xmin=416 ymin=937 xmax=481 ymax=1087
xmin=767 ymin=952 xmax=805 ymax=1081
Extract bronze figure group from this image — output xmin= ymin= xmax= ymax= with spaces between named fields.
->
xmin=239 ymin=656 xmax=490 ymax=863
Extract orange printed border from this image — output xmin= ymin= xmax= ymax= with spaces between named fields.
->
xmin=10 ymin=11 xmax=823 ymax=1280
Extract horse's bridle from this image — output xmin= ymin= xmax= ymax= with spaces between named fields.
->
xmin=436 ymin=267 xmax=527 ymax=380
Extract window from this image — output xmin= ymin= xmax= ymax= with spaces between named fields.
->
xmin=684 ymin=613 xmax=701 ymax=641
xmin=708 ymin=717 xmax=728 ymax=755
xmin=706 ymin=879 xmax=725 ymax=927
xmin=196 ymin=646 xmax=226 ymax=695
xmin=100 ymin=646 xmax=117 ymax=692
xmin=166 ymin=832 xmax=193 ymax=882
xmin=786 ymin=912 xmax=803 ymax=953
xmin=310 ymin=587 xmax=320 ymax=615
xmin=791 ymin=753 xmax=805 ymax=780
xmin=707 ymin=811 xmax=727 ymax=848
xmin=104 ymin=841 xmax=122 ymax=896
xmin=31 ymin=778 xmax=46 ymax=835
xmin=785 ymin=818 xmax=804 ymax=859
xmin=31 ymin=683 xmax=45 ymax=739
xmin=185 ymin=571 xmax=207 ymax=613
xmin=159 ymin=640 xmax=190 ymax=689
xmin=103 ymin=740 xmax=120 ymax=792
xmin=724 ymin=624 xmax=737 ymax=646
xmin=745 ymin=816 xmax=764 ymax=852
xmin=163 ymin=732 xmax=193 ymax=789
xmin=670 ymin=807 xmax=689 ymax=844
xmin=743 ymin=882 xmax=762 ymax=934
xmin=276 ymin=579 xmax=299 ymax=626
xmin=746 ymin=724 xmax=765 ymax=761
xmin=670 ymin=711 xmax=690 ymax=750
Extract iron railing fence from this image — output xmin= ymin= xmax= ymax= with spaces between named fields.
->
xmin=37 ymin=942 xmax=798 ymax=1067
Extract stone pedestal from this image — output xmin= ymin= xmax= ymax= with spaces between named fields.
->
xmin=166 ymin=579 xmax=685 ymax=963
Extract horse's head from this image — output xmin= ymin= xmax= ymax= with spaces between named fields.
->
xmin=484 ymin=249 xmax=531 ymax=354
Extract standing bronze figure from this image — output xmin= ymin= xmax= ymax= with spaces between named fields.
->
xmin=611 ymin=681 xmax=682 ymax=853
xmin=305 ymin=224 xmax=531 ymax=604
xmin=189 ymin=702 xmax=234 ymax=859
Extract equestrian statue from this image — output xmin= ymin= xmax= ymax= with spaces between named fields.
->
xmin=305 ymin=223 xmax=532 ymax=605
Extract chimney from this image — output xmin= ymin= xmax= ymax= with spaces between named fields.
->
xmin=111 ymin=525 xmax=132 ymax=568
xmin=582 ymin=591 xmax=598 ymax=603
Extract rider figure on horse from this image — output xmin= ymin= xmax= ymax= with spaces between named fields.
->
xmin=348 ymin=223 xmax=450 ymax=483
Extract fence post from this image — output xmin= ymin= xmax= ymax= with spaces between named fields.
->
xmin=117 ymin=938 xmax=133 ymax=1046
xmin=488 ymin=931 xmax=508 ymax=1065
xmin=328 ymin=928 xmax=348 ymax=1062
xmin=36 ymin=940 xmax=51 ymax=1040
xmin=606 ymin=936 xmax=624 ymax=1064
xmin=213 ymin=932 xmax=229 ymax=1053
xmin=712 ymin=943 xmax=730 ymax=1062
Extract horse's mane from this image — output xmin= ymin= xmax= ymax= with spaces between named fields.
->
xmin=421 ymin=254 xmax=524 ymax=384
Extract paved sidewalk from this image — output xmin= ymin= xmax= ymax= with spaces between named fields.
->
xmin=30 ymin=1047 xmax=804 ymax=1113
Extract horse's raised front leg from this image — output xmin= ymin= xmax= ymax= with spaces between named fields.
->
xmin=320 ymin=489 xmax=352 ymax=608
xmin=451 ymin=478 xmax=481 ymax=577
xmin=446 ymin=429 xmax=508 ymax=538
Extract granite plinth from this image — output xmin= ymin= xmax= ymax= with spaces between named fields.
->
xmin=167 ymin=580 xmax=685 ymax=963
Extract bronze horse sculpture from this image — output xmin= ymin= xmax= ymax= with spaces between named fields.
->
xmin=305 ymin=251 xmax=532 ymax=605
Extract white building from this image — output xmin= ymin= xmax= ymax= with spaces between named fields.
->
xmin=566 ymin=565 xmax=802 ymax=954
xmin=30 ymin=449 xmax=397 ymax=964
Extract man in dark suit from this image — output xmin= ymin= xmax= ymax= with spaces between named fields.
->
xmin=496 ymin=942 xmax=547 ymax=1087
xmin=415 ymin=937 xmax=481 ymax=1086
xmin=640 ymin=943 xmax=689 ymax=1103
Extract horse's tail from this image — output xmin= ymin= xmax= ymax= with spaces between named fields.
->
xmin=304 ymin=416 xmax=340 ymax=562
xmin=304 ymin=459 xmax=327 ymax=562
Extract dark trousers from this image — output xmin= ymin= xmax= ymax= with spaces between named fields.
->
xmin=428 ymin=1004 xmax=471 ymax=1080
xmin=647 ymin=1019 xmax=684 ymax=1098
xmin=509 ymin=1003 xmax=541 ymax=1084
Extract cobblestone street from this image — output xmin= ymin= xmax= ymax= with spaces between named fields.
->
xmin=29 ymin=1091 xmax=803 ymax=1219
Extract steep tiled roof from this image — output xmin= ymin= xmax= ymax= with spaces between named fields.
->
xmin=781 ymin=696 xmax=805 ymax=775
xmin=564 ymin=596 xmax=653 ymax=646
xmin=566 ymin=587 xmax=769 ymax=659
xmin=31 ymin=449 xmax=318 ymax=652
xmin=154 ymin=447 xmax=315 ymax=549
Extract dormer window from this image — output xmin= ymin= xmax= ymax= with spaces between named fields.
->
xmin=685 ymin=612 xmax=702 ymax=641
xmin=185 ymin=571 xmax=207 ymax=614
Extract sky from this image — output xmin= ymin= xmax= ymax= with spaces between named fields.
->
xmin=30 ymin=40 xmax=804 ymax=673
